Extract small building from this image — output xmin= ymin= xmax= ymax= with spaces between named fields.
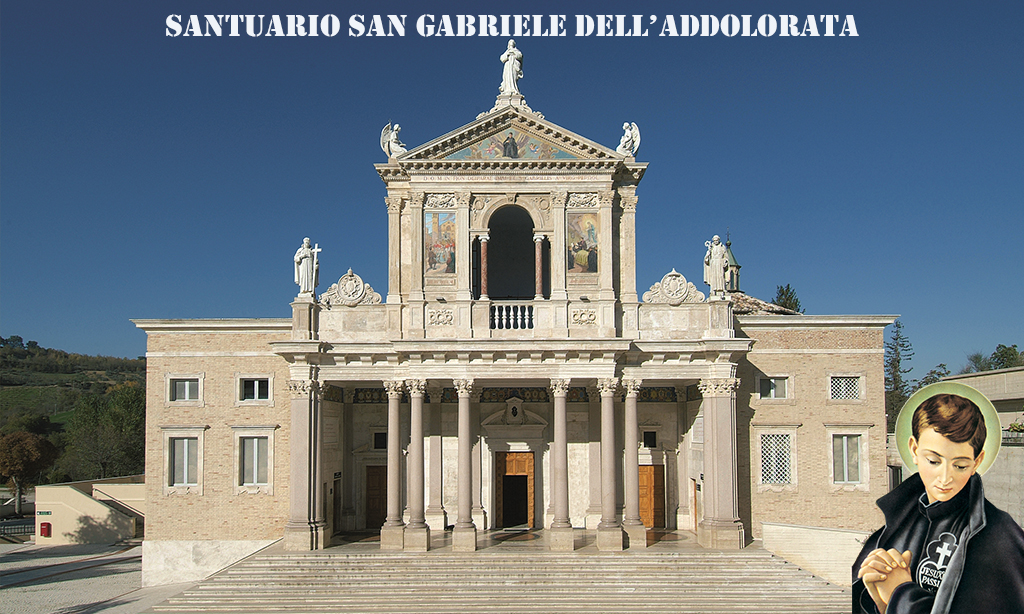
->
xmin=133 ymin=46 xmax=895 ymax=586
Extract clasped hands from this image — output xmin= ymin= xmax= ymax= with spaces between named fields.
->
xmin=858 ymin=548 xmax=914 ymax=614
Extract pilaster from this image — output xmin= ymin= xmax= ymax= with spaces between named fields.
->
xmin=283 ymin=379 xmax=329 ymax=550
xmin=696 ymin=377 xmax=745 ymax=549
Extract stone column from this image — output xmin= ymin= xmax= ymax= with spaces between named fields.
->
xmin=453 ymin=378 xmax=477 ymax=551
xmin=341 ymin=387 xmax=356 ymax=531
xmin=534 ymin=233 xmax=545 ymax=300
xmin=479 ymin=234 xmax=490 ymax=300
xmin=425 ymin=384 xmax=447 ymax=530
xmin=596 ymin=377 xmax=624 ymax=551
xmin=548 ymin=379 xmax=573 ymax=551
xmin=470 ymin=387 xmax=486 ymax=530
xmin=284 ymin=380 xmax=329 ymax=550
xmin=622 ymin=378 xmax=645 ymax=548
xmin=696 ymin=378 xmax=745 ymax=549
xmin=380 ymin=380 xmax=405 ymax=550
xmin=405 ymin=379 xmax=430 ymax=551
xmin=585 ymin=385 xmax=602 ymax=528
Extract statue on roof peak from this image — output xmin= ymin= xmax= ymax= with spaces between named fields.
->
xmin=499 ymin=39 xmax=523 ymax=96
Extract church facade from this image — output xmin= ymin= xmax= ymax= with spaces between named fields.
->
xmin=134 ymin=56 xmax=894 ymax=585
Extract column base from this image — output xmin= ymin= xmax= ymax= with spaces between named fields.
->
xmin=425 ymin=508 xmax=448 ymax=531
xmin=380 ymin=524 xmax=406 ymax=550
xmin=404 ymin=526 xmax=431 ymax=552
xmin=283 ymin=522 xmax=330 ymax=551
xmin=547 ymin=526 xmax=574 ymax=552
xmin=596 ymin=526 xmax=624 ymax=551
xmin=452 ymin=526 xmax=477 ymax=552
xmin=471 ymin=507 xmax=487 ymax=530
xmin=697 ymin=519 xmax=745 ymax=550
xmin=623 ymin=523 xmax=648 ymax=549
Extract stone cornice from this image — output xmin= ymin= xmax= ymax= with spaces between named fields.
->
xmin=132 ymin=318 xmax=291 ymax=334
xmin=735 ymin=315 xmax=898 ymax=329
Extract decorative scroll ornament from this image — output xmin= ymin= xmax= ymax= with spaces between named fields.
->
xmin=425 ymin=193 xmax=457 ymax=209
xmin=453 ymin=378 xmax=475 ymax=396
xmin=570 ymin=309 xmax=598 ymax=326
xmin=383 ymin=380 xmax=405 ymax=398
xmin=597 ymin=378 xmax=620 ymax=396
xmin=643 ymin=269 xmax=706 ymax=306
xmin=320 ymin=269 xmax=382 ymax=308
xmin=428 ymin=309 xmax=455 ymax=326
xmin=405 ymin=379 xmax=426 ymax=396
xmin=566 ymin=193 xmax=598 ymax=208
xmin=623 ymin=378 xmax=644 ymax=396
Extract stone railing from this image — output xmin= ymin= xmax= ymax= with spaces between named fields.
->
xmin=490 ymin=302 xmax=535 ymax=330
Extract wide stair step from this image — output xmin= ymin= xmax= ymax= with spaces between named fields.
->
xmin=148 ymin=550 xmax=850 ymax=614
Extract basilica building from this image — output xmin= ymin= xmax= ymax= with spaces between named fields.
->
xmin=134 ymin=46 xmax=894 ymax=586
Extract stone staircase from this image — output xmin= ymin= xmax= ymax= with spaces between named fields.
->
xmin=148 ymin=548 xmax=850 ymax=613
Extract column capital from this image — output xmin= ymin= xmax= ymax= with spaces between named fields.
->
xmin=385 ymin=196 xmax=404 ymax=213
xmin=426 ymin=384 xmax=445 ymax=402
xmin=598 ymin=190 xmax=616 ymax=208
xmin=533 ymin=233 xmax=546 ymax=243
xmin=597 ymin=378 xmax=620 ymax=396
xmin=453 ymin=378 xmax=474 ymax=397
xmin=478 ymin=233 xmax=490 ymax=243
xmin=550 ymin=190 xmax=568 ymax=207
xmin=622 ymin=378 xmax=643 ymax=397
xmin=383 ymin=379 xmax=405 ymax=398
xmin=549 ymin=378 xmax=571 ymax=397
xmin=288 ymin=379 xmax=320 ymax=399
xmin=698 ymin=377 xmax=740 ymax=397
xmin=408 ymin=191 xmax=425 ymax=208
xmin=405 ymin=379 xmax=426 ymax=397
xmin=344 ymin=387 xmax=355 ymax=404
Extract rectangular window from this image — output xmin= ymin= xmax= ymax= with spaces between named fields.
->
xmin=833 ymin=434 xmax=861 ymax=483
xmin=170 ymin=437 xmax=198 ymax=486
xmin=760 ymin=433 xmax=792 ymax=485
xmin=830 ymin=376 xmax=860 ymax=400
xmin=241 ymin=378 xmax=269 ymax=401
xmin=171 ymin=378 xmax=199 ymax=401
xmin=240 ymin=436 xmax=269 ymax=485
xmin=373 ymin=432 xmax=387 ymax=450
xmin=643 ymin=431 xmax=658 ymax=448
xmin=759 ymin=377 xmax=788 ymax=399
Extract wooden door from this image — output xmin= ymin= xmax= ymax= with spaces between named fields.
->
xmin=494 ymin=451 xmax=535 ymax=528
xmin=365 ymin=466 xmax=387 ymax=530
xmin=639 ymin=465 xmax=666 ymax=528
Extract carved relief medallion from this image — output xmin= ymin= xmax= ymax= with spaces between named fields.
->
xmin=566 ymin=193 xmax=598 ymax=209
xmin=570 ymin=309 xmax=598 ymax=326
xmin=425 ymin=193 xmax=457 ymax=209
xmin=642 ymin=269 xmax=706 ymax=306
xmin=320 ymin=269 xmax=382 ymax=308
xmin=428 ymin=309 xmax=455 ymax=326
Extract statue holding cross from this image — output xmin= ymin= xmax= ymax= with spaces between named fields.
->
xmin=294 ymin=237 xmax=321 ymax=295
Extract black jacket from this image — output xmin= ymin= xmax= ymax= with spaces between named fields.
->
xmin=852 ymin=473 xmax=1024 ymax=614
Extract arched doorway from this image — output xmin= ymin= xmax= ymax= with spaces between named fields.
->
xmin=482 ymin=206 xmax=549 ymax=299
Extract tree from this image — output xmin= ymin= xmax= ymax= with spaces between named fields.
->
xmin=772 ymin=284 xmax=805 ymax=313
xmin=885 ymin=320 xmax=914 ymax=433
xmin=916 ymin=363 xmax=951 ymax=388
xmin=61 ymin=382 xmax=145 ymax=479
xmin=0 ymin=431 xmax=58 ymax=515
xmin=990 ymin=344 xmax=1023 ymax=370
xmin=960 ymin=352 xmax=994 ymax=374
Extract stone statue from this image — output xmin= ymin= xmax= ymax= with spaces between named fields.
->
xmin=499 ymin=39 xmax=523 ymax=96
xmin=703 ymin=235 xmax=727 ymax=296
xmin=616 ymin=122 xmax=641 ymax=156
xmin=379 ymin=123 xmax=406 ymax=158
xmin=294 ymin=237 xmax=321 ymax=295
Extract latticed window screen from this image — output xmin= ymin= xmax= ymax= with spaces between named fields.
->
xmin=760 ymin=433 xmax=792 ymax=484
xmin=830 ymin=376 xmax=860 ymax=400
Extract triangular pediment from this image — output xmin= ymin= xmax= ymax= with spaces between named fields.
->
xmin=400 ymin=107 xmax=622 ymax=163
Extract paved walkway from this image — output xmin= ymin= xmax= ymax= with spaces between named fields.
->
xmin=0 ymin=541 xmax=191 ymax=614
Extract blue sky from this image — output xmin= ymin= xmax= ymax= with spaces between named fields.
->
xmin=2 ymin=1 xmax=1021 ymax=379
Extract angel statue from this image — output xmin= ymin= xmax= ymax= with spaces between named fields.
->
xmin=379 ymin=123 xmax=407 ymax=158
xmin=616 ymin=122 xmax=641 ymax=157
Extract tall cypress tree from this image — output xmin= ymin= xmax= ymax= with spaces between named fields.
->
xmin=885 ymin=320 xmax=914 ymax=432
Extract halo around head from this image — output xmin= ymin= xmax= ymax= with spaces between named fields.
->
xmin=896 ymin=382 xmax=1001 ymax=475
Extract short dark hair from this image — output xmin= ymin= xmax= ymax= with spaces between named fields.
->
xmin=912 ymin=393 xmax=986 ymax=457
